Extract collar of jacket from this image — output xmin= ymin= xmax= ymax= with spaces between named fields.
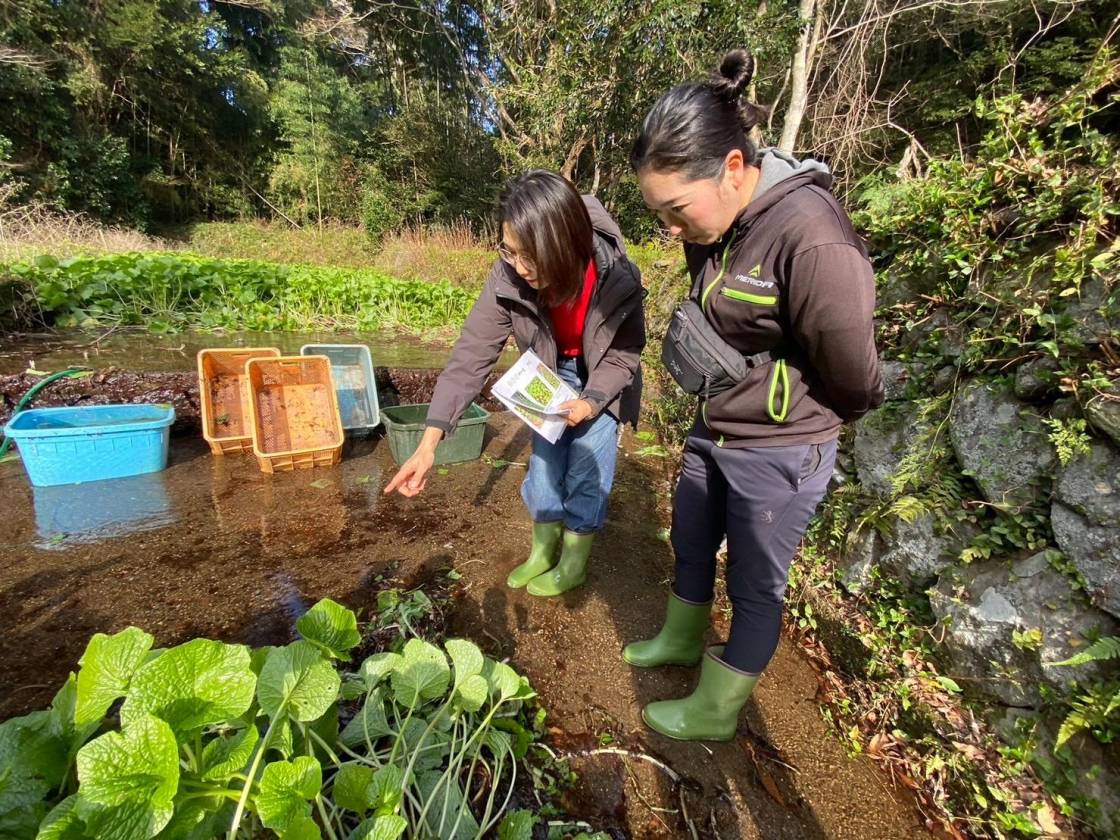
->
xmin=493 ymin=231 xmax=639 ymax=317
xmin=723 ymin=168 xmax=826 ymax=245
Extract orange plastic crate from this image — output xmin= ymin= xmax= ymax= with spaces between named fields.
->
xmin=198 ymin=347 xmax=281 ymax=455
xmin=246 ymin=356 xmax=344 ymax=474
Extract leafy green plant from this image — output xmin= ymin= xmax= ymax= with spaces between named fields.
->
xmin=1044 ymin=417 xmax=1092 ymax=466
xmin=4 ymin=251 xmax=475 ymax=335
xmin=369 ymin=589 xmax=435 ymax=649
xmin=855 ymin=50 xmax=1118 ymax=388
xmin=1012 ymin=628 xmax=1044 ymax=652
xmin=0 ymin=597 xmax=541 ymax=839
xmin=1051 ymin=637 xmax=1120 ymax=748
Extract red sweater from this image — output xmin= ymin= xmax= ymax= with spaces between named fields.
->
xmin=550 ymin=260 xmax=597 ymax=357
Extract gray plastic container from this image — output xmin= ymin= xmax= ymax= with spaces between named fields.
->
xmin=299 ymin=344 xmax=380 ymax=432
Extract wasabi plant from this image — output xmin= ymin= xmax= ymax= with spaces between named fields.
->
xmin=0 ymin=597 xmax=540 ymax=840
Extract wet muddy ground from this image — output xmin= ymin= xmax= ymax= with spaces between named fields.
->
xmin=0 ymin=385 xmax=931 ymax=838
xmin=0 ymin=367 xmax=504 ymax=432
xmin=0 ymin=327 xmax=520 ymax=375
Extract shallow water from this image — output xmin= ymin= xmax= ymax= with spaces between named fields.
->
xmin=0 ymin=433 xmax=399 ymax=717
xmin=0 ymin=411 xmax=929 ymax=838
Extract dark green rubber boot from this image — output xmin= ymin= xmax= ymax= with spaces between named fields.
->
xmin=526 ymin=530 xmax=592 ymax=596
xmin=622 ymin=593 xmax=711 ymax=667
xmin=641 ymin=646 xmax=759 ymax=741
xmin=507 ymin=521 xmax=563 ymax=589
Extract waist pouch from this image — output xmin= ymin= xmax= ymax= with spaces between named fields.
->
xmin=661 ymin=299 xmax=780 ymax=398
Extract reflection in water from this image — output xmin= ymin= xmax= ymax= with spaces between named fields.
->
xmin=0 ymin=433 xmax=405 ymax=721
xmin=32 ymin=471 xmax=175 ymax=549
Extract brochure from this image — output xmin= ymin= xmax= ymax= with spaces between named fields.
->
xmin=491 ymin=350 xmax=578 ymax=443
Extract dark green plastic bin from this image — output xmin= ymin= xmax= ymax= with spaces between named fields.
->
xmin=381 ymin=402 xmax=490 ymax=466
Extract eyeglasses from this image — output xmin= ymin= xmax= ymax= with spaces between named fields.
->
xmin=498 ymin=242 xmax=535 ymax=271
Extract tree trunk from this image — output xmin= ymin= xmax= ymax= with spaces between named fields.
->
xmin=779 ymin=0 xmax=825 ymax=153
xmin=748 ymin=1 xmax=767 ymax=147
xmin=560 ymin=135 xmax=588 ymax=180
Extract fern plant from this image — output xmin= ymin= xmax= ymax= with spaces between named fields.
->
xmin=1051 ymin=636 xmax=1120 ymax=748
xmin=1044 ymin=417 xmax=1092 ymax=466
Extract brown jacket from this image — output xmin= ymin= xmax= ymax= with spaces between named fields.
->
xmin=685 ymin=148 xmax=884 ymax=447
xmin=426 ymin=196 xmax=646 ymax=431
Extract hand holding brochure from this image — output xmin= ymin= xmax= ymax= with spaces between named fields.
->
xmin=491 ymin=350 xmax=578 ymax=443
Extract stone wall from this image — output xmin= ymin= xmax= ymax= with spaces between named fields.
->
xmin=833 ymin=353 xmax=1120 ymax=832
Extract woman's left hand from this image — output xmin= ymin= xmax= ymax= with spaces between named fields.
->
xmin=556 ymin=399 xmax=594 ymax=427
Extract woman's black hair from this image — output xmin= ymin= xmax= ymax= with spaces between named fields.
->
xmin=497 ymin=169 xmax=594 ymax=305
xmin=631 ymin=48 xmax=767 ymax=180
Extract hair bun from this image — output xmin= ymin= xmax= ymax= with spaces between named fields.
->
xmin=709 ymin=48 xmax=755 ymax=102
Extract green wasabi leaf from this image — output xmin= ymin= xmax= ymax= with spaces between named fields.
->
xmin=258 ymin=641 xmax=340 ymax=723
xmin=75 ymin=627 xmax=154 ymax=732
xmin=390 ymin=639 xmax=450 ymax=707
xmin=358 ymin=653 xmax=401 ymax=691
xmin=497 ymin=810 xmax=536 ymax=840
xmin=254 ymin=756 xmax=321 ymax=833
xmin=453 ymin=675 xmax=488 ymax=713
xmin=444 ymin=639 xmax=483 ymax=689
xmin=339 ymin=688 xmax=391 ymax=748
xmin=121 ymin=639 xmax=255 ymax=739
xmin=200 ymin=725 xmax=259 ymax=781
xmin=331 ymin=764 xmax=373 ymax=813
xmin=32 ymin=795 xmax=83 ymax=840
xmin=296 ymin=598 xmax=361 ymax=661
xmin=348 ymin=814 xmax=407 ymax=840
xmin=74 ymin=713 xmax=179 ymax=840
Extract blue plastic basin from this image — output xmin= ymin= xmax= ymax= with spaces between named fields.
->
xmin=300 ymin=343 xmax=380 ymax=432
xmin=4 ymin=404 xmax=176 ymax=487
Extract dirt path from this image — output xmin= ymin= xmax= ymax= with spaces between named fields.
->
xmin=0 ymin=409 xmax=929 ymax=838
xmin=439 ymin=418 xmax=928 ymax=839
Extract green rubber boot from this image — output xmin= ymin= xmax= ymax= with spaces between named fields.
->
xmin=507 ymin=521 xmax=564 ymax=589
xmin=526 ymin=530 xmax=593 ymax=596
xmin=622 ymin=593 xmax=711 ymax=667
xmin=641 ymin=646 xmax=759 ymax=742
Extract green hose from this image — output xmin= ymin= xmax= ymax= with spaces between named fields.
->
xmin=0 ymin=367 xmax=92 ymax=458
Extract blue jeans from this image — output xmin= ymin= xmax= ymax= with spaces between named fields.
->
xmin=521 ymin=357 xmax=620 ymax=534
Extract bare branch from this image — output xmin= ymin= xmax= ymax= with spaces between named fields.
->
xmin=0 ymin=45 xmax=51 ymax=70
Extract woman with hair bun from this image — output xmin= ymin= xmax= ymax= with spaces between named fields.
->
xmin=622 ymin=49 xmax=883 ymax=741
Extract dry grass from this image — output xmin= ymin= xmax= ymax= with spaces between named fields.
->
xmin=0 ymin=202 xmax=682 ymax=300
xmin=0 ymin=202 xmax=173 ymax=263
xmin=183 ymin=221 xmax=375 ymax=268
xmin=372 ymin=220 xmax=496 ymax=289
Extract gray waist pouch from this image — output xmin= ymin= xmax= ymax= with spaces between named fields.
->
xmin=661 ymin=299 xmax=777 ymax=398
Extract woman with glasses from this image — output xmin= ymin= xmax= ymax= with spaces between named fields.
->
xmin=385 ymin=169 xmax=646 ymax=597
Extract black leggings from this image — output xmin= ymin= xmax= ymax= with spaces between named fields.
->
xmin=670 ymin=431 xmax=837 ymax=673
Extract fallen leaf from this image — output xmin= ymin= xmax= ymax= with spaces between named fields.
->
xmin=739 ymin=738 xmax=788 ymax=807
xmin=868 ymin=732 xmax=887 ymax=758
xmin=1036 ymin=803 xmax=1062 ymax=835
xmin=896 ymin=771 xmax=920 ymax=790
xmin=310 ymin=478 xmax=333 ymax=489
xmin=756 ymin=765 xmax=787 ymax=807
xmin=951 ymin=740 xmax=986 ymax=762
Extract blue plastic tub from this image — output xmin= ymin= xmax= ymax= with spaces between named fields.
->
xmin=3 ymin=404 xmax=176 ymax=487
xmin=300 ymin=343 xmax=380 ymax=432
